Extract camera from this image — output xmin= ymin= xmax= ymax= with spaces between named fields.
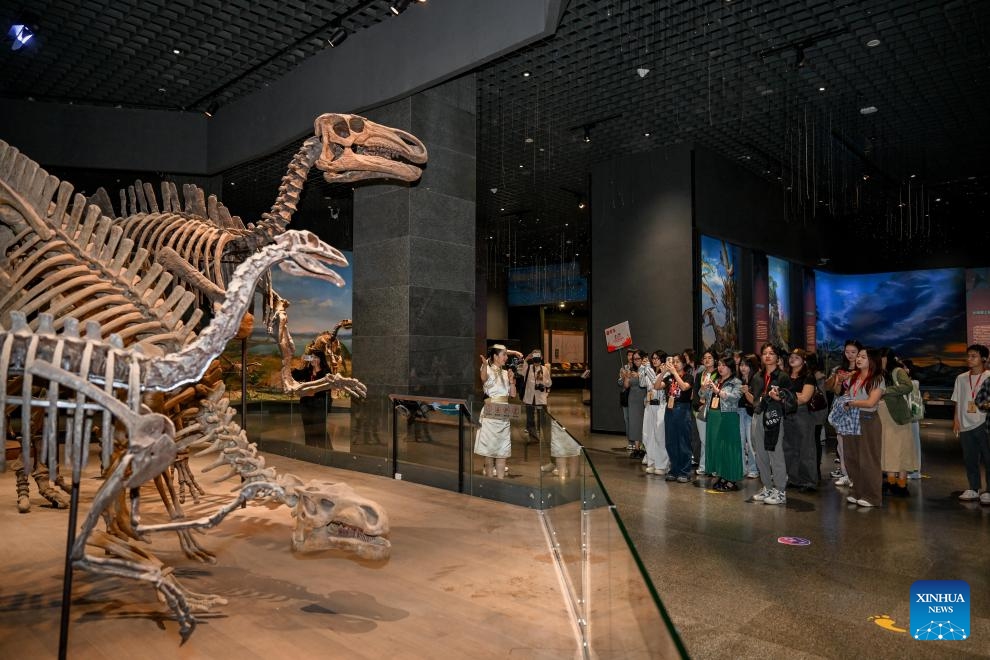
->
xmin=527 ymin=350 xmax=543 ymax=365
xmin=505 ymin=356 xmax=523 ymax=371
xmin=535 ymin=384 xmax=546 ymax=392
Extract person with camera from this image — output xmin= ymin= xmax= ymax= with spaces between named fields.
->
xmin=642 ymin=350 xmax=671 ymax=475
xmin=618 ymin=349 xmax=637 ymax=449
xmin=474 ymin=344 xmax=523 ymax=479
xmin=291 ymin=347 xmax=332 ymax=449
xmin=521 ymin=349 xmax=552 ymax=441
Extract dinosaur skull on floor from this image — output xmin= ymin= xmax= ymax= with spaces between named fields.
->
xmin=315 ymin=113 xmax=427 ymax=183
xmin=289 ymin=480 xmax=391 ymax=560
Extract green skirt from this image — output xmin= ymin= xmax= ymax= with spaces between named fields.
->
xmin=704 ymin=408 xmax=743 ymax=482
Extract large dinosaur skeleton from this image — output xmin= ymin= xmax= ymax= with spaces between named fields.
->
xmin=0 ymin=112 xmax=425 ymax=641
xmin=0 ymin=230 xmax=364 ymax=638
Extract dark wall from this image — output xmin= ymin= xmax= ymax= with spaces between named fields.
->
xmin=693 ymin=146 xmax=824 ymax=266
xmin=590 ymin=144 xmax=694 ymax=433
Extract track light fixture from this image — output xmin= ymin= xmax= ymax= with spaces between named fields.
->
xmin=583 ymin=126 xmax=591 ymax=143
xmin=390 ymin=0 xmax=411 ymax=15
xmin=327 ymin=26 xmax=347 ymax=47
xmin=204 ymin=100 xmax=220 ymax=118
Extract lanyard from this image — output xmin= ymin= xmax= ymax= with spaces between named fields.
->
xmin=850 ymin=371 xmax=868 ymax=398
xmin=970 ymin=372 xmax=986 ymax=400
xmin=763 ymin=370 xmax=772 ymax=392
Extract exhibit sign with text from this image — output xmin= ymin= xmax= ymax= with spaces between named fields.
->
xmin=605 ymin=321 xmax=632 ymax=352
xmin=966 ymin=268 xmax=990 ymax=347
xmin=753 ymin=254 xmax=769 ymax=353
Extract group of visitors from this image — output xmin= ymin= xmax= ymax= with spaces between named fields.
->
xmin=617 ymin=341 xmax=990 ymax=507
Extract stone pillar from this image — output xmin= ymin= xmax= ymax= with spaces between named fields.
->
xmin=352 ymin=74 xmax=477 ymax=447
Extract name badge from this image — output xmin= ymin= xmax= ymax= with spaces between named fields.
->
xmin=711 ymin=396 xmax=720 ymax=410
xmin=967 ymin=401 xmax=978 ymax=414
xmin=667 ymin=396 xmax=675 ymax=410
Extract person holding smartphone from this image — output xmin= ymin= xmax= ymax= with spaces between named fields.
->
xmin=751 ymin=344 xmax=795 ymax=505
xmin=825 ymin=339 xmax=863 ymax=486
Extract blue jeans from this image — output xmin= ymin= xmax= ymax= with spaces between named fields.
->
xmin=665 ymin=403 xmax=694 ymax=477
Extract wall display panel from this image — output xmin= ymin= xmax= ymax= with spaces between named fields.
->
xmin=222 ymin=251 xmax=354 ymax=402
xmin=815 ymin=267 xmax=967 ymax=384
xmin=967 ymin=267 xmax=990 ymax=346
xmin=699 ymin=235 xmax=741 ymax=353
xmin=508 ymin=262 xmax=587 ymax=307
xmin=767 ymin=256 xmax=791 ymax=350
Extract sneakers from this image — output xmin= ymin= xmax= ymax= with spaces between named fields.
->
xmin=907 ymin=471 xmax=921 ymax=480
xmin=980 ymin=492 xmax=990 ymax=505
xmin=645 ymin=466 xmax=655 ymax=474
xmin=746 ymin=472 xmax=759 ymax=479
xmin=857 ymin=499 xmax=877 ymax=507
xmin=829 ymin=468 xmax=844 ymax=479
xmin=696 ymin=468 xmax=707 ymax=475
xmin=763 ymin=488 xmax=786 ymax=505
xmin=959 ymin=489 xmax=980 ymax=501
xmin=676 ymin=475 xmax=690 ymax=483
xmin=846 ymin=496 xmax=858 ymax=504
xmin=541 ymin=463 xmax=555 ymax=473
xmin=834 ymin=475 xmax=853 ymax=487
xmin=752 ymin=487 xmax=770 ymax=502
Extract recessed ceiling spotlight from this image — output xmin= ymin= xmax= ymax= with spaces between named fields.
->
xmin=863 ymin=174 xmax=870 ymax=180
xmin=866 ymin=38 xmax=881 ymax=47
xmin=500 ymin=207 xmax=505 ymax=211
xmin=935 ymin=197 xmax=941 ymax=202
xmin=910 ymin=174 xmax=916 ymax=178
xmin=859 ymin=105 xmax=878 ymax=115
xmin=158 ymin=87 xmax=167 ymax=93
xmin=173 ymin=48 xmax=181 ymax=55
xmin=522 ymin=71 xmax=531 ymax=78
xmin=644 ymin=131 xmax=651 ymax=137
xmin=818 ymin=86 xmax=826 ymax=92
xmin=524 ymin=137 xmax=533 ymax=143
xmin=578 ymin=202 xmax=586 ymax=209
xmin=636 ymin=67 xmax=650 ymax=78
xmin=7 ymin=19 xmax=35 ymax=51
xmin=518 ymin=164 xmax=524 ymax=168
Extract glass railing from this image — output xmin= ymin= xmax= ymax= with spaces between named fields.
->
xmin=539 ymin=413 xmax=688 ymax=659
xmin=244 ymin=387 xmax=685 ymax=658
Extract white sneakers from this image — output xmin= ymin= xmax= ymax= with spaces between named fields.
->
xmin=856 ymin=499 xmax=877 ymax=507
xmin=956 ymin=490 xmax=990 ymax=504
xmin=834 ymin=475 xmax=853 ymax=487
xmin=763 ymin=488 xmax=786 ymax=505
xmin=846 ymin=496 xmax=858 ymax=504
xmin=753 ymin=487 xmax=770 ymax=502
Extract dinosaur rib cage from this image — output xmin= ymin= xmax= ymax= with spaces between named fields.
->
xmin=117 ymin=212 xmax=250 ymax=293
xmin=0 ymin=140 xmax=201 ymax=355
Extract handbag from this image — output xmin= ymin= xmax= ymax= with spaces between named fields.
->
xmin=808 ymin=386 xmax=827 ymax=413
xmin=906 ymin=379 xmax=924 ymax=422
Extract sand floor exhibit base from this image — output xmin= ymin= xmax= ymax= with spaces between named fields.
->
xmin=0 ymin=452 xmax=578 ymax=659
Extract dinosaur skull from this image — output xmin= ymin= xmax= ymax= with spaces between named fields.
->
xmin=290 ymin=480 xmax=391 ymax=560
xmin=314 ymin=113 xmax=427 ymax=183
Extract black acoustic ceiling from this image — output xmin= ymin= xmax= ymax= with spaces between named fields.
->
xmin=4 ymin=0 xmax=987 ymax=274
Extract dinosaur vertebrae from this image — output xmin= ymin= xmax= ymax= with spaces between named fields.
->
xmin=0 ymin=140 xmax=201 ymax=353
xmin=113 ymin=137 xmax=322 ymax=295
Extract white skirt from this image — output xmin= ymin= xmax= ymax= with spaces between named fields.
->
xmin=550 ymin=420 xmax=582 ymax=458
xmin=474 ymin=415 xmax=511 ymax=458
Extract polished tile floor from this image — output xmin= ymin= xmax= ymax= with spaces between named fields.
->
xmin=549 ymin=390 xmax=990 ymax=659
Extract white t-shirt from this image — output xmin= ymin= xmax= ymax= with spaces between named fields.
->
xmin=952 ymin=369 xmax=990 ymax=431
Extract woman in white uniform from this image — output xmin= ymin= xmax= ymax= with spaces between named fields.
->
xmin=475 ymin=344 xmax=521 ymax=478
